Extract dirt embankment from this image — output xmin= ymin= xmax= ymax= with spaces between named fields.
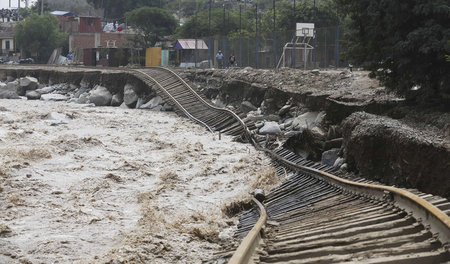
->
xmin=0 ymin=66 xmax=148 ymax=96
xmin=180 ymin=67 xmax=450 ymax=198
xmin=0 ymin=65 xmax=448 ymax=197
xmin=342 ymin=112 xmax=450 ymax=197
xmin=179 ymin=67 xmax=403 ymax=123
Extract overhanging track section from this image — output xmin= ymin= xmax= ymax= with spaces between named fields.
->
xmin=132 ymin=67 xmax=255 ymax=138
xmin=234 ymin=146 xmax=450 ymax=263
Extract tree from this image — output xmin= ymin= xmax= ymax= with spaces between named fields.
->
xmin=125 ymin=7 xmax=177 ymax=48
xmin=15 ymin=13 xmax=67 ymax=63
xmin=177 ymin=0 xmax=339 ymax=39
xmin=88 ymin=0 xmax=163 ymax=20
xmin=336 ymin=0 xmax=450 ymax=104
xmin=176 ymin=9 xmax=242 ymax=38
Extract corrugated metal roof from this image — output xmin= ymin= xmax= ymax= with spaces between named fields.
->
xmin=0 ymin=31 xmax=14 ymax=39
xmin=174 ymin=39 xmax=208 ymax=50
xmin=51 ymin=11 xmax=77 ymax=16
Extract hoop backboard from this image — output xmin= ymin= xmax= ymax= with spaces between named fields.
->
xmin=296 ymin=23 xmax=315 ymax=37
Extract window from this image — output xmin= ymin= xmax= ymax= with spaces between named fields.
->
xmin=5 ymin=40 xmax=10 ymax=50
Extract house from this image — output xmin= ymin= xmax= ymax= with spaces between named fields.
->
xmin=49 ymin=14 xmax=134 ymax=66
xmin=174 ymin=39 xmax=209 ymax=67
xmin=71 ymin=16 xmax=135 ymax=66
xmin=0 ymin=31 xmax=14 ymax=56
xmin=51 ymin=11 xmax=78 ymax=33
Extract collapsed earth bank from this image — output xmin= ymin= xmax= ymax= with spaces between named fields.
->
xmin=180 ymin=68 xmax=450 ymax=198
xmin=0 ymin=66 xmax=448 ymax=198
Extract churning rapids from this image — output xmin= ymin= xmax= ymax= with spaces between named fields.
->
xmin=0 ymin=99 xmax=279 ymax=264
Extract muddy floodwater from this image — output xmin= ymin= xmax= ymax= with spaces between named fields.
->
xmin=0 ymin=99 xmax=277 ymax=263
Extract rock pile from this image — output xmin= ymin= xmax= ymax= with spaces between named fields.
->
xmin=0 ymin=76 xmax=172 ymax=112
xmin=241 ymin=96 xmax=345 ymax=168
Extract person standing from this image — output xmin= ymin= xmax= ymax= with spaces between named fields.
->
xmin=228 ymin=54 xmax=236 ymax=69
xmin=215 ymin=50 xmax=224 ymax=69
xmin=67 ymin=51 xmax=73 ymax=65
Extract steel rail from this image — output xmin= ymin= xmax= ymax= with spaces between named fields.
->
xmin=229 ymin=143 xmax=449 ymax=263
xmin=1 ymin=65 xmax=448 ymax=262
xmin=144 ymin=67 xmax=255 ymax=143
xmin=228 ymin=198 xmax=266 ymax=264
xmin=132 ymin=69 xmax=214 ymax=134
xmin=263 ymin=148 xmax=450 ymax=244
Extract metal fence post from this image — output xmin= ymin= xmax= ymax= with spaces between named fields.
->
xmin=239 ymin=5 xmax=242 ymax=67
xmin=255 ymin=3 xmax=258 ymax=69
xmin=273 ymin=0 xmax=277 ymax=69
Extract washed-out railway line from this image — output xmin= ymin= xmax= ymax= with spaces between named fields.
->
xmin=133 ymin=67 xmax=450 ymax=264
xmin=1 ymin=65 xmax=449 ymax=263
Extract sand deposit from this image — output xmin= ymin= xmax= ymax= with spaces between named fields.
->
xmin=0 ymin=99 xmax=276 ymax=263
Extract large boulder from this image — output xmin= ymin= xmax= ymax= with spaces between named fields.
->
xmin=123 ymin=83 xmax=138 ymax=107
xmin=150 ymin=105 xmax=163 ymax=111
xmin=35 ymin=86 xmax=56 ymax=95
xmin=18 ymin=76 xmax=39 ymax=95
xmin=135 ymin=98 xmax=145 ymax=109
xmin=26 ymin=90 xmax=41 ymax=100
xmin=241 ymin=101 xmax=257 ymax=113
xmin=73 ymin=87 xmax=88 ymax=98
xmin=278 ymin=104 xmax=292 ymax=116
xmin=40 ymin=94 xmax=68 ymax=101
xmin=140 ymin=96 xmax=164 ymax=109
xmin=291 ymin=111 xmax=325 ymax=130
xmin=321 ymin=148 xmax=340 ymax=166
xmin=0 ymin=82 xmax=20 ymax=99
xmin=259 ymin=121 xmax=282 ymax=135
xmin=161 ymin=103 xmax=173 ymax=111
xmin=78 ymin=93 xmax=90 ymax=104
xmin=88 ymin=85 xmax=112 ymax=106
xmin=111 ymin=93 xmax=123 ymax=107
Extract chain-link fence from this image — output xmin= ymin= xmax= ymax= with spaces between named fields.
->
xmin=175 ymin=26 xmax=345 ymax=69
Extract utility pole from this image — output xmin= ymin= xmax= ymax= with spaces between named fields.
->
xmin=292 ymin=0 xmax=296 ymax=68
xmin=194 ymin=0 xmax=198 ymax=68
xmin=41 ymin=0 xmax=44 ymax=15
xmin=17 ymin=0 xmax=20 ymax=21
xmin=313 ymin=0 xmax=316 ymax=65
xmin=222 ymin=3 xmax=226 ymax=61
xmin=255 ymin=3 xmax=258 ymax=69
xmin=273 ymin=0 xmax=276 ymax=68
xmin=208 ymin=0 xmax=212 ymax=68
xmin=239 ymin=4 xmax=242 ymax=68
xmin=178 ymin=0 xmax=181 ymax=25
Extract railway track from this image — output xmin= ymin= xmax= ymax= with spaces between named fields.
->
xmin=131 ymin=68 xmax=255 ymax=138
xmin=1 ymin=65 xmax=449 ymax=263
xmin=234 ymin=147 xmax=450 ymax=263
xmin=130 ymin=67 xmax=449 ymax=264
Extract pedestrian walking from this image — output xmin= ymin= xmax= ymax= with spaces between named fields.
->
xmin=67 ymin=51 xmax=73 ymax=65
xmin=228 ymin=54 xmax=236 ymax=69
xmin=215 ymin=50 xmax=224 ymax=69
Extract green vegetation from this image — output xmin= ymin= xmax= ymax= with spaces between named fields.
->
xmin=177 ymin=0 xmax=338 ymax=39
xmin=14 ymin=13 xmax=67 ymax=63
xmin=88 ymin=0 xmax=162 ymax=19
xmin=125 ymin=7 xmax=177 ymax=48
xmin=336 ymin=0 xmax=450 ymax=103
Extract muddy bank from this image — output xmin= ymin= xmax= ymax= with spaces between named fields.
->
xmin=178 ymin=67 xmax=403 ymax=123
xmin=180 ymin=67 xmax=450 ymax=198
xmin=0 ymin=66 xmax=149 ymax=99
xmin=342 ymin=112 xmax=450 ymax=197
xmin=0 ymin=65 xmax=448 ymax=198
